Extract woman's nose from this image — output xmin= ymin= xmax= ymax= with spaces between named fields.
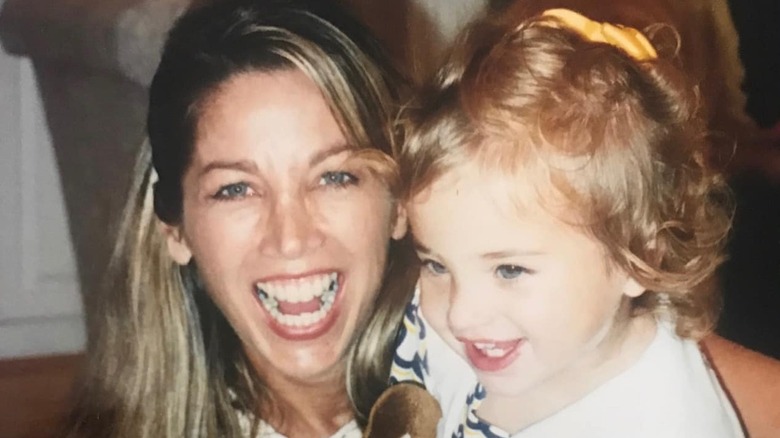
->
xmin=261 ymin=194 xmax=325 ymax=258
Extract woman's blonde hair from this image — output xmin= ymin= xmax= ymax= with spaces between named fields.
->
xmin=400 ymin=12 xmax=733 ymax=339
xmin=66 ymin=0 xmax=416 ymax=436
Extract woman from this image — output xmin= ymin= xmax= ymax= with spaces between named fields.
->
xmin=65 ymin=0 xmax=416 ymax=436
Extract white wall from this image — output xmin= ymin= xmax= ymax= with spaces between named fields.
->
xmin=0 ymin=51 xmax=86 ymax=359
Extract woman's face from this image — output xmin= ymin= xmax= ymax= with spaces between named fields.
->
xmin=165 ymin=70 xmax=406 ymax=385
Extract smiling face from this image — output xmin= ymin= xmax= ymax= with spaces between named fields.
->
xmin=164 ymin=70 xmax=405 ymax=386
xmin=409 ymin=164 xmax=653 ymax=428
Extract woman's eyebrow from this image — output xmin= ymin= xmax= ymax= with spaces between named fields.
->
xmin=195 ymin=143 xmax=353 ymax=178
xmin=198 ymin=159 xmax=258 ymax=177
xmin=309 ymin=143 xmax=353 ymax=167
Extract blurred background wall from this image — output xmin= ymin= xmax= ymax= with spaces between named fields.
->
xmin=0 ymin=2 xmax=85 ymax=360
xmin=716 ymin=0 xmax=780 ymax=360
xmin=0 ymin=0 xmax=185 ymax=362
xmin=0 ymin=2 xmax=776 ymax=435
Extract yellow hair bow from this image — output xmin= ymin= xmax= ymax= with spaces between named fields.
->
xmin=541 ymin=8 xmax=657 ymax=61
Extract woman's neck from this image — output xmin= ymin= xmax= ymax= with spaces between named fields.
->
xmin=258 ymin=365 xmax=354 ymax=438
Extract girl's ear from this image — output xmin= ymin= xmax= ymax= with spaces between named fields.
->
xmin=622 ymin=277 xmax=646 ymax=298
xmin=391 ymin=203 xmax=408 ymax=240
xmin=160 ymin=222 xmax=193 ymax=265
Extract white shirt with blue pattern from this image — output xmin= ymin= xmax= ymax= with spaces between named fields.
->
xmin=390 ymin=289 xmax=745 ymax=438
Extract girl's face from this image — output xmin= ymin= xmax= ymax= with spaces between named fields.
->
xmin=409 ymin=164 xmax=652 ymax=430
xmin=165 ymin=70 xmax=405 ymax=386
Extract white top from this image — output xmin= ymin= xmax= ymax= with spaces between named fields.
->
xmin=390 ymin=291 xmax=746 ymax=438
xmin=238 ymin=413 xmax=361 ymax=438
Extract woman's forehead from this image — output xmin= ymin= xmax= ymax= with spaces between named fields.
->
xmin=191 ymin=71 xmax=345 ymax=158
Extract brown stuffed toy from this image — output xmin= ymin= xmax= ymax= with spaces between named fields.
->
xmin=363 ymin=382 xmax=442 ymax=438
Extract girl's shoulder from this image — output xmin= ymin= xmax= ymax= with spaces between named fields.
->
xmin=518 ymin=323 xmax=744 ymax=437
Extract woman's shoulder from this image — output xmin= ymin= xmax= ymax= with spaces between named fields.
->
xmin=700 ymin=334 xmax=780 ymax=438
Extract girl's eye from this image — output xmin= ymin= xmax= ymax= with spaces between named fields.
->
xmin=319 ymin=171 xmax=358 ymax=187
xmin=421 ymin=259 xmax=448 ymax=275
xmin=496 ymin=264 xmax=527 ymax=280
xmin=213 ymin=182 xmax=252 ymax=200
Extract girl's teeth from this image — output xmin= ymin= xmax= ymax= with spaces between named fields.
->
xmin=484 ymin=347 xmax=507 ymax=358
xmin=474 ymin=342 xmax=510 ymax=358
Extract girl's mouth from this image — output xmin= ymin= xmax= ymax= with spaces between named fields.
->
xmin=461 ymin=338 xmax=524 ymax=372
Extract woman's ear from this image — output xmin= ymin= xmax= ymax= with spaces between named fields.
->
xmin=391 ymin=203 xmax=408 ymax=240
xmin=160 ymin=222 xmax=193 ymax=265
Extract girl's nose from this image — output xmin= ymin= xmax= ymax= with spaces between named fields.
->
xmin=447 ymin=283 xmax=494 ymax=336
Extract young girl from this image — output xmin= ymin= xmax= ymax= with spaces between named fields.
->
xmin=390 ymin=9 xmax=745 ymax=437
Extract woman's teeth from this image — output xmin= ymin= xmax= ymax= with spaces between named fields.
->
xmin=255 ymin=272 xmax=338 ymax=327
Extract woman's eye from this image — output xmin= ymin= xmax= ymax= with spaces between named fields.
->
xmin=319 ymin=171 xmax=358 ymax=187
xmin=213 ymin=182 xmax=252 ymax=200
xmin=422 ymin=259 xmax=448 ymax=275
xmin=496 ymin=264 xmax=526 ymax=280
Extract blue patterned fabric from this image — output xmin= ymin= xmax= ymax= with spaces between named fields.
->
xmin=390 ymin=291 xmax=510 ymax=438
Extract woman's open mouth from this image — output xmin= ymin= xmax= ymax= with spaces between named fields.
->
xmin=255 ymin=272 xmax=339 ymax=330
